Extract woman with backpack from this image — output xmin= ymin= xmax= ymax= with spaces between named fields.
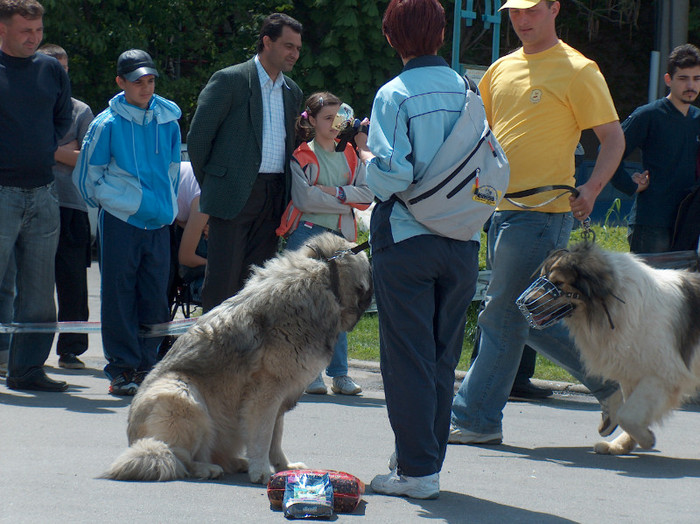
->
xmin=354 ymin=0 xmax=481 ymax=499
xmin=277 ymin=91 xmax=374 ymax=396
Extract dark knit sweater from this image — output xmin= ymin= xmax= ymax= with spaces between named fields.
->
xmin=611 ymin=97 xmax=700 ymax=227
xmin=0 ymin=50 xmax=72 ymax=188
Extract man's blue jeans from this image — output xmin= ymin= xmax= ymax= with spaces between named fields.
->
xmin=0 ymin=184 xmax=59 ymax=378
xmin=285 ymin=222 xmax=348 ymax=377
xmin=451 ymin=210 xmax=618 ymax=435
xmin=0 ymin=255 xmax=16 ymax=357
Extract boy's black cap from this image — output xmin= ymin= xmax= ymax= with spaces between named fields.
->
xmin=117 ymin=49 xmax=159 ymax=82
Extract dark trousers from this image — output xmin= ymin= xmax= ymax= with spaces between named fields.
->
xmin=201 ymin=174 xmax=285 ymax=311
xmin=628 ymin=224 xmax=673 ymax=254
xmin=55 ymin=207 xmax=91 ymax=356
xmin=99 ymin=211 xmax=169 ymax=379
xmin=373 ymin=235 xmax=479 ymax=477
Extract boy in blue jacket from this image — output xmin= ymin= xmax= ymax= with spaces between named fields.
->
xmin=73 ymin=49 xmax=181 ymax=395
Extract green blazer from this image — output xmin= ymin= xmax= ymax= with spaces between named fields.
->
xmin=187 ymin=57 xmax=303 ymax=219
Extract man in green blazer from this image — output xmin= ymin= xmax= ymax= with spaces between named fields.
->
xmin=187 ymin=13 xmax=304 ymax=311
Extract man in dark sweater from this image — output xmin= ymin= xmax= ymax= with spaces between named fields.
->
xmin=0 ymin=0 xmax=73 ymax=392
xmin=612 ymin=44 xmax=700 ymax=253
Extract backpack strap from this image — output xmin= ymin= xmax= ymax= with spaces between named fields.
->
xmin=462 ymin=74 xmax=479 ymax=94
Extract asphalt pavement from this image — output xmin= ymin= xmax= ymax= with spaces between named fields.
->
xmin=1 ymin=265 xmax=699 ymax=523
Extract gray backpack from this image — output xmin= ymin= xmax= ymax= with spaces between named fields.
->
xmin=396 ymin=76 xmax=510 ymax=241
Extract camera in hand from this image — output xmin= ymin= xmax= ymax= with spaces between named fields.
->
xmin=333 ymin=103 xmax=369 ymax=152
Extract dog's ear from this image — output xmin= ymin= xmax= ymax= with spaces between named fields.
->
xmin=304 ymin=232 xmax=351 ymax=261
xmin=571 ymin=269 xmax=595 ymax=301
xmin=539 ymin=248 xmax=569 ymax=278
xmin=569 ymin=243 xmax=615 ymax=302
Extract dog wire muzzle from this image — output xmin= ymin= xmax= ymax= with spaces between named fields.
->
xmin=516 ymin=276 xmax=579 ymax=329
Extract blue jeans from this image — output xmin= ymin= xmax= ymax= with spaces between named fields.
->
xmin=0 ymin=184 xmax=59 ymax=378
xmin=374 ymin=235 xmax=479 ymax=477
xmin=285 ymin=222 xmax=348 ymax=377
xmin=451 ymin=211 xmax=618 ymax=435
xmin=0 ymin=254 xmax=16 ymax=356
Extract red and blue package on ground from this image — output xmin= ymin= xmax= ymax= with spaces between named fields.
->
xmin=267 ymin=469 xmax=365 ymax=516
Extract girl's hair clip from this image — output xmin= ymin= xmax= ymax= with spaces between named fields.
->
xmin=301 ymin=111 xmax=308 ymax=119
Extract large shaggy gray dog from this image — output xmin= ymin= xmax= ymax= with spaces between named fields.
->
xmin=531 ymin=242 xmax=700 ymax=455
xmin=103 ymin=232 xmax=372 ymax=483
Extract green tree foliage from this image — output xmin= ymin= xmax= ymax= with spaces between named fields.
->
xmin=39 ymin=1 xmax=699 ymax=138
xmin=41 ymin=0 xmax=294 ymax=133
xmin=40 ymin=0 xmax=400 ymax=135
xmin=289 ymin=0 xmax=399 ymax=118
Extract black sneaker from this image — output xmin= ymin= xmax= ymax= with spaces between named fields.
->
xmin=509 ymin=380 xmax=553 ymax=400
xmin=58 ymin=354 xmax=86 ymax=370
xmin=134 ymin=370 xmax=149 ymax=385
xmin=109 ymin=372 xmax=139 ymax=396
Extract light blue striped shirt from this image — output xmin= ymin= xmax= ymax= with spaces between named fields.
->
xmin=255 ymin=55 xmax=287 ymax=173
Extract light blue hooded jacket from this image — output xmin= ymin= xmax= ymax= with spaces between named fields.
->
xmin=73 ymin=92 xmax=182 ymax=230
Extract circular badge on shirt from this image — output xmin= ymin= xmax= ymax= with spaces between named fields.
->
xmin=530 ymin=89 xmax=543 ymax=104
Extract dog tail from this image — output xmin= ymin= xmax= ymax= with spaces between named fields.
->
xmin=102 ymin=437 xmax=187 ymax=481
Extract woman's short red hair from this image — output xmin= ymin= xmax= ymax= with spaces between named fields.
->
xmin=382 ymin=0 xmax=445 ymax=59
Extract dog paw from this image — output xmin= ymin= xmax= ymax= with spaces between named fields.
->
xmin=248 ymin=463 xmax=274 ymax=484
xmin=619 ymin=422 xmax=655 ymax=450
xmin=633 ymin=429 xmax=655 ymax=450
xmin=190 ymin=462 xmax=224 ymax=479
xmin=594 ymin=431 xmax=638 ymax=455
xmin=593 ymin=441 xmax=614 ymax=455
xmin=282 ymin=461 xmax=308 ymax=472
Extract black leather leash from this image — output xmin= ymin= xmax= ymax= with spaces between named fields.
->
xmin=505 ymin=185 xmax=595 ymax=242
xmin=505 ymin=184 xmax=579 ymax=208
xmin=307 ymin=240 xmax=370 ymax=301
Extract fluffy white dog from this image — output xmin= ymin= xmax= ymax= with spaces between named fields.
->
xmin=528 ymin=242 xmax=700 ymax=455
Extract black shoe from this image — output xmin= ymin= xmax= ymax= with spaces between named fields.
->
xmin=58 ymin=354 xmax=86 ymax=369
xmin=7 ymin=368 xmax=69 ymax=392
xmin=134 ymin=370 xmax=149 ymax=385
xmin=510 ymin=380 xmax=553 ymax=400
xmin=109 ymin=371 xmax=139 ymax=396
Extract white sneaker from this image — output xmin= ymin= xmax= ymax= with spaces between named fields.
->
xmin=370 ymin=470 xmax=439 ymax=500
xmin=448 ymin=425 xmax=502 ymax=445
xmin=331 ymin=375 xmax=362 ymax=395
xmin=599 ymin=388 xmax=623 ymax=436
xmin=305 ymin=374 xmax=327 ymax=395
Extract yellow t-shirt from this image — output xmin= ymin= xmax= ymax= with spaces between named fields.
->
xmin=479 ymin=41 xmax=619 ymax=212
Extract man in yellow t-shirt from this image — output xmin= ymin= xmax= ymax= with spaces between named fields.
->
xmin=450 ymin=0 xmax=625 ymax=446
